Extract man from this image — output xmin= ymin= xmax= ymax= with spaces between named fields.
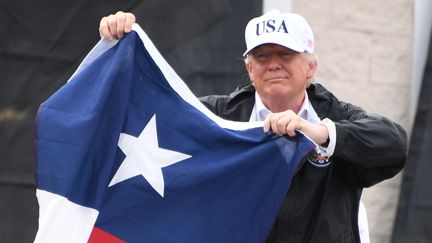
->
xmin=99 ymin=10 xmax=407 ymax=243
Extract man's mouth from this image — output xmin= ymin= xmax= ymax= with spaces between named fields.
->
xmin=265 ymin=76 xmax=288 ymax=82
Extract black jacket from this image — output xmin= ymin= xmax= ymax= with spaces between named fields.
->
xmin=200 ymin=83 xmax=407 ymax=243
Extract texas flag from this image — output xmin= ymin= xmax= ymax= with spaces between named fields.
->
xmin=34 ymin=24 xmax=315 ymax=243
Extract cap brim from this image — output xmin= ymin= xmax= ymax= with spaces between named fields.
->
xmin=242 ymin=40 xmax=304 ymax=57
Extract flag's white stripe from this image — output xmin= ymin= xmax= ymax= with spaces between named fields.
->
xmin=34 ymin=189 xmax=99 ymax=243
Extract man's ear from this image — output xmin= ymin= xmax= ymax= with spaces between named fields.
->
xmin=306 ymin=56 xmax=318 ymax=79
xmin=244 ymin=60 xmax=254 ymax=82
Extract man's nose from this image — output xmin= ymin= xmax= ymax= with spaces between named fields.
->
xmin=267 ymin=54 xmax=282 ymax=70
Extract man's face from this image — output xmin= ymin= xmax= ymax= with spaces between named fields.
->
xmin=245 ymin=44 xmax=315 ymax=110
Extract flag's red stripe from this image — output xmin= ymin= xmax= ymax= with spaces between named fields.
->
xmin=88 ymin=227 xmax=126 ymax=243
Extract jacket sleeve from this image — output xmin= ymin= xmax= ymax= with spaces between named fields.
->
xmin=332 ymin=101 xmax=408 ymax=187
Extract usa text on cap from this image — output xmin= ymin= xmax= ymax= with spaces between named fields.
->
xmin=243 ymin=9 xmax=315 ymax=56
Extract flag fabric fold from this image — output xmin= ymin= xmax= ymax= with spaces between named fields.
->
xmin=34 ymin=24 xmax=315 ymax=243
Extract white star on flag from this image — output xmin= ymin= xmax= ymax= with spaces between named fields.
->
xmin=108 ymin=114 xmax=192 ymax=197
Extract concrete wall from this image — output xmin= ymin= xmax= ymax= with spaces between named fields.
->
xmin=290 ymin=1 xmax=413 ymax=243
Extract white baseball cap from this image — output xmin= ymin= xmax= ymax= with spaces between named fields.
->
xmin=243 ymin=9 xmax=315 ymax=56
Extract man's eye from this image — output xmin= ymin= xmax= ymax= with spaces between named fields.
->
xmin=255 ymin=53 xmax=269 ymax=59
xmin=280 ymin=52 xmax=293 ymax=58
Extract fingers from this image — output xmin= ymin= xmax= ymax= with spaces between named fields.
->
xmin=263 ymin=110 xmax=330 ymax=145
xmin=114 ymin=12 xmax=125 ymax=39
xmin=99 ymin=16 xmax=111 ymax=39
xmin=124 ymin=12 xmax=136 ymax=32
xmin=286 ymin=119 xmax=297 ymax=137
xmin=263 ymin=117 xmax=271 ymax=133
xmin=99 ymin=11 xmax=136 ymax=41
xmin=273 ymin=114 xmax=292 ymax=135
xmin=263 ymin=110 xmax=304 ymax=137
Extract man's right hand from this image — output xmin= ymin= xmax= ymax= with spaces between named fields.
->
xmin=99 ymin=11 xmax=136 ymax=41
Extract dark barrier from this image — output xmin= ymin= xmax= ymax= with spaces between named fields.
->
xmin=0 ymin=1 xmax=261 ymax=242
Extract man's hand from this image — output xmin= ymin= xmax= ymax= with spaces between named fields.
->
xmin=99 ymin=11 xmax=136 ymax=41
xmin=263 ymin=110 xmax=329 ymax=145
